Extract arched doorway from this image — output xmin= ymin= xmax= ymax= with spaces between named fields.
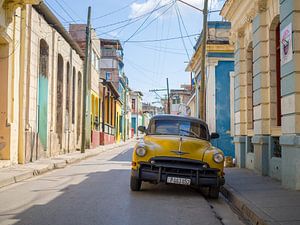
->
xmin=56 ymin=54 xmax=64 ymax=147
xmin=270 ymin=16 xmax=281 ymax=127
xmin=38 ymin=39 xmax=49 ymax=149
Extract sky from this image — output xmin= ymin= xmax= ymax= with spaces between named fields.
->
xmin=44 ymin=0 xmax=226 ymax=104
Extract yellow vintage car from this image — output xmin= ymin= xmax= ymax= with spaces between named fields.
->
xmin=130 ymin=114 xmax=225 ymax=198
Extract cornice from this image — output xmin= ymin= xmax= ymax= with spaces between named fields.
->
xmin=2 ymin=0 xmax=40 ymax=25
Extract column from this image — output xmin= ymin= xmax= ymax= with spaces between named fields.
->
xmin=252 ymin=8 xmax=270 ymax=175
xmin=280 ymin=0 xmax=300 ymax=189
xmin=233 ymin=31 xmax=247 ymax=168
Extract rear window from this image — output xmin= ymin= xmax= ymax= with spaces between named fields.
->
xmin=148 ymin=119 xmax=209 ymax=140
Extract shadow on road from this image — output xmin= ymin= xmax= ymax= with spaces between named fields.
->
xmin=10 ymin=167 xmax=213 ymax=225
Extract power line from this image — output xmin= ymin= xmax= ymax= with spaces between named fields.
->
xmin=45 ymin=0 xmax=69 ymax=24
xmin=60 ymin=0 xmax=85 ymax=22
xmin=92 ymin=0 xmax=137 ymax=21
xmin=174 ymin=3 xmax=190 ymax=60
xmin=126 ymin=33 xmax=199 ymax=43
xmin=175 ymin=2 xmax=194 ymax=48
xmin=133 ymin=43 xmax=186 ymax=55
xmin=53 ymin=0 xmax=77 ymax=23
xmin=129 ymin=2 xmax=175 ymax=39
xmin=89 ymin=2 xmax=173 ymax=38
xmin=124 ymin=0 xmax=163 ymax=43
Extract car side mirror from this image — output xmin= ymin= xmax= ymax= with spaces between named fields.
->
xmin=138 ymin=126 xmax=146 ymax=133
xmin=211 ymin=132 xmax=219 ymax=139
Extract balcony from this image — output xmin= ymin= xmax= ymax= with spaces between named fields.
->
xmin=101 ymin=49 xmax=123 ymax=61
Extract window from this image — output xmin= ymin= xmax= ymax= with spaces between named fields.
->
xmin=272 ymin=137 xmax=281 ymax=157
xmin=106 ymin=71 xmax=112 ymax=81
xmin=132 ymin=99 xmax=136 ymax=111
xmin=247 ymin=137 xmax=254 ymax=153
xmin=148 ymin=119 xmax=209 ymax=140
xmin=172 ymin=96 xmax=180 ymax=104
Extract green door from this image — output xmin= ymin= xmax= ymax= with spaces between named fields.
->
xmin=38 ymin=75 xmax=48 ymax=149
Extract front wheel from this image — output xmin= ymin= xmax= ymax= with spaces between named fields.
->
xmin=209 ymin=186 xmax=220 ymax=199
xmin=130 ymin=176 xmax=141 ymax=191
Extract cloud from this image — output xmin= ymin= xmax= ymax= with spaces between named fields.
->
xmin=129 ymin=0 xmax=223 ymax=18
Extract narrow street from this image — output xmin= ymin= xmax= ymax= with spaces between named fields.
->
xmin=0 ymin=143 xmax=245 ymax=225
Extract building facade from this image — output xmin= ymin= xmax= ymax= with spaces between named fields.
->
xmin=170 ymin=85 xmax=192 ymax=116
xmin=221 ymin=0 xmax=300 ymax=189
xmin=0 ymin=1 xmax=85 ymax=166
xmin=69 ymin=24 xmax=101 ymax=148
xmin=0 ymin=0 xmax=41 ymax=166
xmin=186 ymin=21 xmax=235 ymax=157
xmin=131 ymin=91 xmax=143 ymax=135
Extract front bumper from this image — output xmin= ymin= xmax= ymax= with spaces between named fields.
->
xmin=132 ymin=157 xmax=225 ymax=187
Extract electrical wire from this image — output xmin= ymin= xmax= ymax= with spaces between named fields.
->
xmin=60 ymin=0 xmax=84 ymax=23
xmin=44 ymin=0 xmax=69 ymax=24
xmin=53 ymin=0 xmax=77 ymax=23
xmin=89 ymin=2 xmax=173 ymax=38
xmin=92 ymin=0 xmax=137 ymax=21
xmin=129 ymin=2 xmax=175 ymax=38
xmin=174 ymin=2 xmax=194 ymax=48
xmin=124 ymin=33 xmax=200 ymax=43
xmin=124 ymin=0 xmax=163 ymax=43
xmin=174 ymin=3 xmax=190 ymax=60
xmin=133 ymin=43 xmax=186 ymax=55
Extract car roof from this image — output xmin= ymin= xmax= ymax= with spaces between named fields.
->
xmin=150 ymin=114 xmax=208 ymax=127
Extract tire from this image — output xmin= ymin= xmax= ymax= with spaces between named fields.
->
xmin=209 ymin=186 xmax=220 ymax=199
xmin=130 ymin=176 xmax=142 ymax=191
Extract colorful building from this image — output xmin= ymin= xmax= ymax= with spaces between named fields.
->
xmin=100 ymin=81 xmax=119 ymax=145
xmin=69 ymin=24 xmax=101 ymax=149
xmin=0 ymin=1 xmax=85 ymax=167
xmin=130 ymin=91 xmax=143 ymax=135
xmin=221 ymin=0 xmax=300 ymax=189
xmin=170 ymin=85 xmax=192 ymax=116
xmin=186 ymin=21 xmax=235 ymax=157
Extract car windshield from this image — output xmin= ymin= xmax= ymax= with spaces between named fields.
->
xmin=148 ymin=119 xmax=208 ymax=140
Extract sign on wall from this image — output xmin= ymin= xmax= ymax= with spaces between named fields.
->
xmin=281 ymin=23 xmax=293 ymax=65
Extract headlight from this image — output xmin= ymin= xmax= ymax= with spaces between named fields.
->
xmin=136 ymin=147 xmax=146 ymax=157
xmin=213 ymin=153 xmax=224 ymax=163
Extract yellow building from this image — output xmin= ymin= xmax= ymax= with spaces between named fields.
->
xmin=0 ymin=1 xmax=41 ymax=167
xmin=0 ymin=1 xmax=86 ymax=167
xmin=100 ymin=81 xmax=120 ymax=145
xmin=221 ymin=0 xmax=300 ymax=189
xmin=115 ymin=101 xmax=122 ymax=143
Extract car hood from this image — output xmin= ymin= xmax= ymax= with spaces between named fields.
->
xmin=143 ymin=135 xmax=211 ymax=161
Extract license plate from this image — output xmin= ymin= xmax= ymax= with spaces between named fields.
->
xmin=167 ymin=177 xmax=191 ymax=185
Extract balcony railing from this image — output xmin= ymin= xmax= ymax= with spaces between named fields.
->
xmin=100 ymin=122 xmax=116 ymax=135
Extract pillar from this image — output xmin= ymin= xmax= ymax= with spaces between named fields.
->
xmin=280 ymin=0 xmax=300 ymax=190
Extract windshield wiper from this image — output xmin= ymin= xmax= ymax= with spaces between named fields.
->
xmin=180 ymin=129 xmax=199 ymax=138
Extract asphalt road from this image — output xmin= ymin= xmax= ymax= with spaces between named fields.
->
xmin=0 ymin=143 xmax=246 ymax=225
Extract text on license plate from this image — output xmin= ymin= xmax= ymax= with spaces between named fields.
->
xmin=167 ymin=177 xmax=191 ymax=185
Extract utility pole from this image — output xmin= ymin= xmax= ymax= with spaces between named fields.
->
xmin=199 ymin=0 xmax=208 ymax=120
xmin=166 ymin=78 xmax=170 ymax=114
xmin=81 ymin=6 xmax=91 ymax=153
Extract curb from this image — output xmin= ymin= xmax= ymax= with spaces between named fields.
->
xmin=0 ymin=141 xmax=134 ymax=189
xmin=220 ymin=185 xmax=277 ymax=225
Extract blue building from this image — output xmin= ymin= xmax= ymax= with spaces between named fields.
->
xmin=186 ymin=21 xmax=235 ymax=157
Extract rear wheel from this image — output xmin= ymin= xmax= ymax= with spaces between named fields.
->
xmin=209 ymin=186 xmax=220 ymax=199
xmin=130 ymin=176 xmax=141 ymax=191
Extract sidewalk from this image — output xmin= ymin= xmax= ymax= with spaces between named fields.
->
xmin=0 ymin=140 xmax=135 ymax=189
xmin=221 ymin=168 xmax=300 ymax=225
